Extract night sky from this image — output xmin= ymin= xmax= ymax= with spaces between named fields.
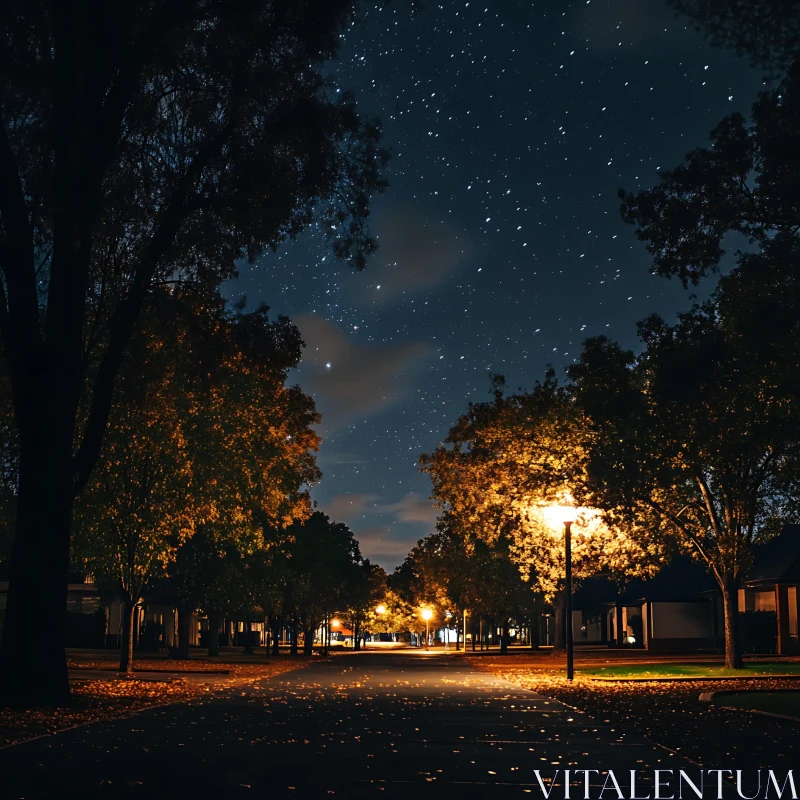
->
xmin=231 ymin=0 xmax=764 ymax=569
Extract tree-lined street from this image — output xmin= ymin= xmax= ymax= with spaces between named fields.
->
xmin=0 ymin=652 xmax=696 ymax=800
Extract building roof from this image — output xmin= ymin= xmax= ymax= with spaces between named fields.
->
xmin=615 ymin=557 xmax=716 ymax=604
xmin=747 ymin=524 xmax=800 ymax=583
xmin=572 ymin=576 xmax=620 ymax=610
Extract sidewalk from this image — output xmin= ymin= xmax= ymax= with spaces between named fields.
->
xmin=1 ymin=655 xmax=312 ymax=750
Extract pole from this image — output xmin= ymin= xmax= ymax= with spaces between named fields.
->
xmin=565 ymin=520 xmax=574 ymax=681
xmin=426 ymin=618 xmax=430 ymax=650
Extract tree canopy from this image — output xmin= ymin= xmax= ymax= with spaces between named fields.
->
xmin=667 ymin=0 xmax=800 ymax=71
xmin=72 ymin=290 xmax=321 ymax=671
xmin=569 ymin=295 xmax=800 ymax=667
xmin=619 ymin=63 xmax=800 ymax=287
xmin=420 ymin=375 xmax=656 ymax=604
xmin=0 ymin=0 xmax=388 ymax=705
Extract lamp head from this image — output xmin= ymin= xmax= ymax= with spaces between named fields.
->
xmin=540 ymin=498 xmax=578 ymax=533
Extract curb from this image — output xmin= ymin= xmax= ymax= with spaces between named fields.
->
xmin=589 ymin=674 xmax=800 ymax=683
xmin=698 ymin=689 xmax=800 ymax=724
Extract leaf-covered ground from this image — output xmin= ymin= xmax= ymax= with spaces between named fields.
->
xmin=469 ymin=655 xmax=800 ymax=769
xmin=0 ymin=656 xmax=310 ymax=749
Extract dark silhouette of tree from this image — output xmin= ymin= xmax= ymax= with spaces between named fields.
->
xmin=667 ymin=0 xmax=800 ymax=71
xmin=619 ymin=63 xmax=800 ymax=287
xmin=0 ymin=361 xmax=16 ymax=573
xmin=0 ymin=1 xmax=387 ymax=705
xmin=340 ymin=560 xmax=386 ymax=650
xmin=569 ymin=300 xmax=800 ymax=668
xmin=280 ymin=512 xmax=362 ymax=655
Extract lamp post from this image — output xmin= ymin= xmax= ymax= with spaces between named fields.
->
xmin=421 ymin=608 xmax=432 ymax=650
xmin=563 ymin=519 xmax=575 ymax=681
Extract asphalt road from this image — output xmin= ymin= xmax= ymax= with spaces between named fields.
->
xmin=0 ymin=652 xmax=695 ymax=800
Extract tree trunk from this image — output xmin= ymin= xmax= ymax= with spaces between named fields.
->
xmin=302 ymin=625 xmax=314 ymax=656
xmin=353 ymin=621 xmax=361 ymax=651
xmin=290 ymin=618 xmax=298 ymax=656
xmin=120 ymin=598 xmax=137 ymax=674
xmin=530 ymin=617 xmax=540 ymax=650
xmin=207 ymin=611 xmax=221 ymax=657
xmin=722 ymin=577 xmax=743 ymax=669
xmin=271 ymin=620 xmax=281 ymax=656
xmin=0 ymin=426 xmax=74 ymax=706
xmin=243 ymin=619 xmax=253 ymax=655
xmin=499 ymin=622 xmax=509 ymax=655
xmin=173 ymin=605 xmax=191 ymax=659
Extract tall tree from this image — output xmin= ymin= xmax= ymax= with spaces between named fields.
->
xmin=0 ymin=360 xmax=16 ymax=573
xmin=618 ymin=63 xmax=800 ymax=288
xmin=281 ymin=512 xmax=362 ymax=656
xmin=613 ymin=48 xmax=800 ymax=667
xmin=72 ymin=304 xmax=196 ymax=672
xmin=569 ymin=303 xmax=800 ymax=668
xmin=339 ymin=560 xmax=386 ymax=650
xmin=0 ymin=1 xmax=387 ymax=704
xmin=420 ymin=375 xmax=656 ymax=646
xmin=73 ymin=292 xmax=320 ymax=671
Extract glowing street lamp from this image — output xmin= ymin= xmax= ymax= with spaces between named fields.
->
xmin=540 ymin=499 xmax=579 ymax=681
xmin=421 ymin=608 xmax=433 ymax=650
xmin=376 ymin=604 xmax=387 ymax=615
xmin=563 ymin=517 xmax=575 ymax=681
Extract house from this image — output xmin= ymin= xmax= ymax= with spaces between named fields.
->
xmin=572 ymin=559 xmax=719 ymax=651
xmin=572 ymin=524 xmax=800 ymax=655
xmin=739 ymin=524 xmax=800 ymax=655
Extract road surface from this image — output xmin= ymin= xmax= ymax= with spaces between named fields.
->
xmin=1 ymin=651 xmax=694 ymax=799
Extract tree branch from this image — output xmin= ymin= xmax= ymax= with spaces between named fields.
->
xmin=73 ymin=115 xmax=239 ymax=493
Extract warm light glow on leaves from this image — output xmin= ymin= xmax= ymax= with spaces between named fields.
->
xmin=421 ymin=377 xmax=661 ymax=602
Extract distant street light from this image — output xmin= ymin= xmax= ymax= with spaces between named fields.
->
xmin=376 ymin=604 xmax=387 ymax=615
xmin=421 ymin=608 xmax=433 ymax=650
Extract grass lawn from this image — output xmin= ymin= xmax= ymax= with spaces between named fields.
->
xmin=581 ymin=662 xmax=800 ymax=679
xmin=713 ymin=690 xmax=800 ymax=718
xmin=471 ymin=654 xmax=800 ymax=770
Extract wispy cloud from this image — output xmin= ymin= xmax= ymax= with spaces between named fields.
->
xmin=325 ymin=492 xmax=379 ymax=525
xmin=341 ymin=207 xmax=472 ymax=306
xmin=355 ymin=526 xmax=420 ymax=565
xmin=375 ymin=492 xmax=439 ymax=525
xmin=293 ymin=315 xmax=431 ymax=429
